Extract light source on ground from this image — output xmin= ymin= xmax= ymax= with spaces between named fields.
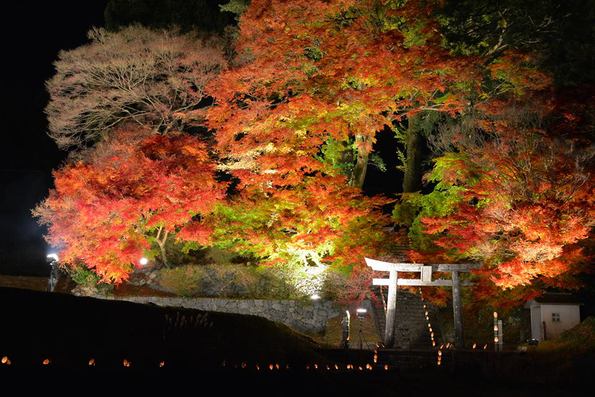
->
xmin=310 ymin=294 xmax=321 ymax=300
xmin=139 ymin=257 xmax=149 ymax=266
xmin=356 ymin=308 xmax=367 ymax=319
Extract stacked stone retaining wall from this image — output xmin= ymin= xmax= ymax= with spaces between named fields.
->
xmin=98 ymin=295 xmax=340 ymax=334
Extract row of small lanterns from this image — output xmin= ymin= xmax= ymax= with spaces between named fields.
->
xmin=418 ymin=288 xmax=442 ymax=367
xmin=1 ymin=356 xmax=165 ymax=368
xmin=2 ymin=355 xmax=390 ymax=372
xmin=418 ymin=288 xmax=491 ymax=367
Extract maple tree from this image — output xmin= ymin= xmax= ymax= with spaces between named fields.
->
xmin=46 ymin=26 xmax=226 ymax=150
xmin=199 ymin=0 xmax=460 ymax=287
xmin=207 ymin=0 xmax=480 ymax=191
xmin=33 ymin=127 xmax=225 ymax=283
xmin=196 ymin=0 xmax=488 ymax=294
xmin=395 ymin=63 xmax=593 ymax=301
xmin=390 ymin=0 xmax=595 ymax=304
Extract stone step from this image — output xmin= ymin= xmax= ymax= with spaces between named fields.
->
xmin=372 ymin=291 xmax=442 ymax=350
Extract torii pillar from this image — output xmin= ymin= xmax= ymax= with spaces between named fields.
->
xmin=365 ymin=258 xmax=479 ymax=349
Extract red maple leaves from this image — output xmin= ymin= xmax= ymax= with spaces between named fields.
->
xmin=34 ymin=127 xmax=225 ymax=283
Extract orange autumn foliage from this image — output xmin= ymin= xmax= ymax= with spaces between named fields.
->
xmin=34 ymin=127 xmax=225 ymax=283
xmin=417 ymin=92 xmax=593 ymax=291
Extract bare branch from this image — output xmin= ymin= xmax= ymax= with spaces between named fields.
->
xmin=46 ymin=26 xmax=227 ymax=151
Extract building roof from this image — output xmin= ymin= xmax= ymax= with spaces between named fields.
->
xmin=533 ymin=293 xmax=581 ymax=305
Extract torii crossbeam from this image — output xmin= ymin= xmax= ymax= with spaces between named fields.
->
xmin=365 ymin=257 xmax=480 ymax=348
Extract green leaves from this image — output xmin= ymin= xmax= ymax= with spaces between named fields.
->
xmin=304 ymin=45 xmax=324 ymax=62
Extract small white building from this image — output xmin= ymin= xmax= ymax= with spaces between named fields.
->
xmin=525 ymin=293 xmax=581 ymax=341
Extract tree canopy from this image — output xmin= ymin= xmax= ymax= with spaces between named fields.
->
xmin=35 ymin=0 xmax=593 ymax=304
xmin=34 ymin=127 xmax=225 ymax=283
xmin=46 ymin=26 xmax=226 ymax=150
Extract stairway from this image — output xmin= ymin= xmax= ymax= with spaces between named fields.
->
xmin=372 ymin=290 xmax=439 ymax=350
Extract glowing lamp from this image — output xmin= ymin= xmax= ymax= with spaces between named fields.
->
xmin=139 ymin=257 xmax=149 ymax=266
xmin=310 ymin=294 xmax=321 ymax=300
xmin=356 ymin=307 xmax=367 ymax=320
xmin=47 ymin=253 xmax=59 ymax=262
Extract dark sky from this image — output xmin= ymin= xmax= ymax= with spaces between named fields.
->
xmin=0 ymin=1 xmax=108 ymax=275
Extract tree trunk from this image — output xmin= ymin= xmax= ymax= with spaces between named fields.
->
xmin=402 ymin=116 xmax=423 ymax=193
xmin=156 ymin=227 xmax=169 ymax=267
xmin=351 ymin=134 xmax=369 ymax=189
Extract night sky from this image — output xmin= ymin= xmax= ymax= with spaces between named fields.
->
xmin=0 ymin=1 xmax=108 ymax=275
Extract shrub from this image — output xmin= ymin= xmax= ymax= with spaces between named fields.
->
xmin=157 ymin=263 xmax=320 ymax=299
xmin=68 ymin=263 xmax=113 ymax=293
xmin=158 ymin=266 xmax=203 ymax=297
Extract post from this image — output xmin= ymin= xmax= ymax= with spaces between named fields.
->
xmin=497 ymin=319 xmax=503 ymax=351
xmin=451 ymin=271 xmax=463 ymax=348
xmin=341 ymin=310 xmax=350 ymax=349
xmin=494 ymin=311 xmax=501 ymax=352
xmin=47 ymin=260 xmax=59 ymax=292
xmin=384 ymin=270 xmax=398 ymax=347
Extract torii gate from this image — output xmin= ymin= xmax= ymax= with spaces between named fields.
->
xmin=365 ymin=257 xmax=480 ymax=348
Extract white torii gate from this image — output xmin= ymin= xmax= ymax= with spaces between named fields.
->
xmin=365 ymin=257 xmax=480 ymax=348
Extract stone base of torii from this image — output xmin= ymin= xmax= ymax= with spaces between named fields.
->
xmin=365 ymin=257 xmax=479 ymax=349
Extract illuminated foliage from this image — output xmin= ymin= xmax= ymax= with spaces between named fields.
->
xmin=36 ymin=0 xmax=593 ymax=299
xmin=207 ymin=0 xmax=480 ymax=189
xmin=46 ymin=26 xmax=226 ymax=150
xmin=398 ymin=91 xmax=594 ymax=295
xmin=34 ymin=127 xmax=225 ymax=283
xmin=209 ymin=177 xmax=391 ymax=271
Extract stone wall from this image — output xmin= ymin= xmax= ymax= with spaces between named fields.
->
xmin=98 ymin=295 xmax=340 ymax=334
